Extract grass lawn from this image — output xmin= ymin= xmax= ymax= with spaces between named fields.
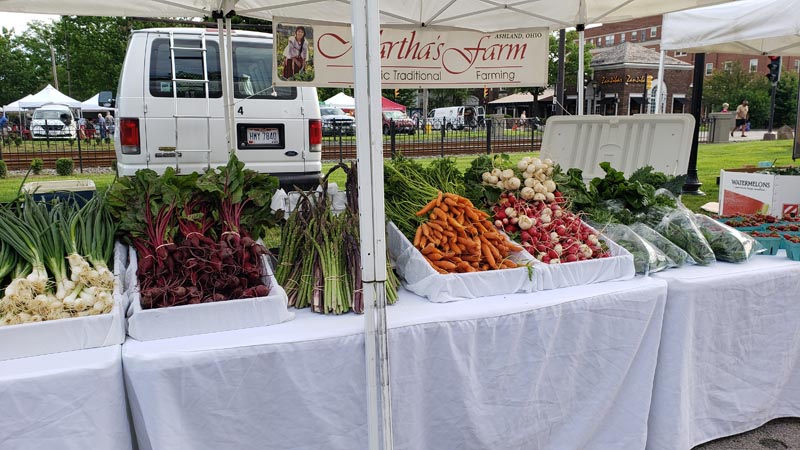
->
xmin=0 ymin=140 xmax=795 ymax=212
xmin=679 ymin=140 xmax=795 ymax=212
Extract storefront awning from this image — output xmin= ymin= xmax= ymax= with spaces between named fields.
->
xmin=673 ymin=97 xmax=688 ymax=105
xmin=600 ymin=97 xmax=617 ymax=105
xmin=630 ymin=97 xmax=645 ymax=105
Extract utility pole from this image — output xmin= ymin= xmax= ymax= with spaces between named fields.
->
xmin=50 ymin=45 xmax=59 ymax=90
xmin=65 ymin=24 xmax=72 ymax=96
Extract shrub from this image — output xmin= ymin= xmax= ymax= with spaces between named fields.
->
xmin=104 ymin=137 xmax=111 ymax=145
xmin=14 ymin=137 xmax=22 ymax=148
xmin=31 ymin=158 xmax=44 ymax=175
xmin=55 ymin=158 xmax=74 ymax=176
xmin=0 ymin=161 xmax=7 ymax=179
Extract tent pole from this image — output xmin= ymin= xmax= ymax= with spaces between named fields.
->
xmin=655 ymin=50 xmax=665 ymax=113
xmin=216 ymin=16 xmax=233 ymax=155
xmin=352 ymin=0 xmax=392 ymax=450
xmin=225 ymin=16 xmax=236 ymax=156
xmin=556 ymin=29 xmax=566 ymax=115
xmin=682 ymin=53 xmax=705 ymax=195
xmin=577 ymin=24 xmax=585 ymax=115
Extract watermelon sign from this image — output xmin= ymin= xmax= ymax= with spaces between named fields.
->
xmin=720 ymin=170 xmax=800 ymax=218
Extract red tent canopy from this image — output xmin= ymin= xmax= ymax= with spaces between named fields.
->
xmin=381 ymin=97 xmax=406 ymax=112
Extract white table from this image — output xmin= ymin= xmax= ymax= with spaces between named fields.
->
xmin=123 ymin=277 xmax=668 ymax=450
xmin=648 ymin=253 xmax=800 ymax=450
xmin=0 ymin=345 xmax=133 ymax=450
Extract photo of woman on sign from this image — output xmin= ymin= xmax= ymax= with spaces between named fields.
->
xmin=278 ymin=25 xmax=314 ymax=82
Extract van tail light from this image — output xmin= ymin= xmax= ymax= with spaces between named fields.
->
xmin=309 ymin=119 xmax=322 ymax=152
xmin=120 ymin=118 xmax=141 ymax=155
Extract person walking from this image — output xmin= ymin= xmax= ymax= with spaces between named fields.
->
xmin=0 ymin=113 xmax=8 ymax=138
xmin=105 ymin=112 xmax=115 ymax=136
xmin=97 ymin=113 xmax=107 ymax=140
xmin=731 ymin=100 xmax=749 ymax=137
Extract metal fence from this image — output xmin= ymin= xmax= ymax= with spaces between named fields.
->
xmin=697 ymin=116 xmax=714 ymax=144
xmin=322 ymin=117 xmax=543 ymax=162
xmin=0 ymin=117 xmax=543 ymax=171
xmin=0 ymin=130 xmax=116 ymax=172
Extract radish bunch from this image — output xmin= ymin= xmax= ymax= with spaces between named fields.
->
xmin=492 ymin=192 xmax=610 ymax=264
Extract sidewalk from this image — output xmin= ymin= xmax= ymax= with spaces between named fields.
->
xmin=693 ymin=418 xmax=800 ymax=449
xmin=725 ymin=129 xmax=769 ymax=143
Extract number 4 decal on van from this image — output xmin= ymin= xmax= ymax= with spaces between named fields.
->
xmin=237 ymin=107 xmax=244 ymax=115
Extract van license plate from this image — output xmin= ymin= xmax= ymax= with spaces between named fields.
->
xmin=247 ymin=127 xmax=280 ymax=145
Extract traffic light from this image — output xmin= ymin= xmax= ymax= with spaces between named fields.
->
xmin=483 ymin=87 xmax=489 ymax=98
xmin=645 ymin=74 xmax=654 ymax=91
xmin=394 ymin=88 xmax=400 ymax=98
xmin=767 ymin=56 xmax=781 ymax=84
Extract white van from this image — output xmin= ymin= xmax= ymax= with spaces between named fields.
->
xmin=428 ymin=105 xmax=485 ymax=131
xmin=109 ymin=28 xmax=322 ymax=188
xmin=30 ymin=104 xmax=77 ymax=140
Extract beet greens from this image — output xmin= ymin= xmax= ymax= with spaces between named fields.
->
xmin=107 ymin=155 xmax=280 ymax=309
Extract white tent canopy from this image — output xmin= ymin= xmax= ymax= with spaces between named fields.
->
xmin=0 ymin=0 xmax=732 ymax=30
xmin=662 ymin=0 xmax=800 ymax=56
xmin=325 ymin=92 xmax=356 ymax=110
xmin=19 ymin=84 xmax=82 ymax=109
xmin=0 ymin=2 xmax=741 ymax=449
xmin=81 ymin=93 xmax=116 ymax=112
xmin=2 ymin=95 xmax=35 ymax=113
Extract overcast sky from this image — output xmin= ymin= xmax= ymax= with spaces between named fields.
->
xmin=0 ymin=12 xmax=58 ymax=35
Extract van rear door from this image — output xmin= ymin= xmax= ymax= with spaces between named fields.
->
xmin=229 ymin=38 xmax=308 ymax=174
xmin=144 ymin=32 xmax=226 ymax=174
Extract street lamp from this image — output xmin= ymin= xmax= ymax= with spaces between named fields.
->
xmin=590 ymin=80 xmax=599 ymax=114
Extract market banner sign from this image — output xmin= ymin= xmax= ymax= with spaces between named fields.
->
xmin=272 ymin=18 xmax=549 ymax=88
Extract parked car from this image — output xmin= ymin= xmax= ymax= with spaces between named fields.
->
xmin=427 ymin=105 xmax=485 ymax=131
xmin=320 ymin=107 xmax=355 ymax=136
xmin=382 ymin=110 xmax=416 ymax=135
xmin=110 ymin=27 xmax=322 ymax=189
xmin=30 ymin=104 xmax=77 ymax=140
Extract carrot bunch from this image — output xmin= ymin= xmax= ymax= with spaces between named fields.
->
xmin=413 ymin=192 xmax=523 ymax=274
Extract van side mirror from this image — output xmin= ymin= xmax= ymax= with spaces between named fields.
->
xmin=60 ymin=113 xmax=72 ymax=125
xmin=98 ymin=91 xmax=116 ymax=108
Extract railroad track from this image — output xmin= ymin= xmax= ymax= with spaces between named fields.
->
xmin=0 ymin=139 xmax=539 ymax=170
xmin=0 ymin=149 xmax=116 ymax=171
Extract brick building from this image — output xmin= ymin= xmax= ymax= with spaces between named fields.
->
xmin=584 ymin=15 xmax=800 ymax=78
xmin=589 ymin=43 xmax=693 ymax=115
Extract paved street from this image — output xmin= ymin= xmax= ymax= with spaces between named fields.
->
xmin=694 ymin=418 xmax=800 ymax=450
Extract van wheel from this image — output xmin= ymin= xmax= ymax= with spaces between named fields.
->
xmin=446 ymin=123 xmax=453 ymax=131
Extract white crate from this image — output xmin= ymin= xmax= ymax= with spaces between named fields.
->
xmin=387 ymin=222 xmax=536 ymax=302
xmin=126 ymin=247 xmax=293 ymax=341
xmin=0 ymin=243 xmax=126 ymax=362
xmin=531 ymin=224 xmax=636 ymax=290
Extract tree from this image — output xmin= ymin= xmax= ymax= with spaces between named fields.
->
xmin=774 ymin=70 xmax=798 ymax=129
xmin=0 ymin=27 xmax=44 ymax=107
xmin=548 ymin=30 xmax=593 ymax=90
xmin=703 ymin=62 xmax=771 ymax=128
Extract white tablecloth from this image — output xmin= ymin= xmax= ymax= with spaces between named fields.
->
xmin=0 ymin=345 xmax=133 ymax=450
xmin=123 ymin=277 xmax=667 ymax=450
xmin=648 ymin=253 xmax=800 ymax=450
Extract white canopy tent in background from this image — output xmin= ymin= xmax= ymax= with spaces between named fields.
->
xmin=81 ymin=93 xmax=116 ymax=113
xmin=661 ymin=0 xmax=800 ymax=157
xmin=0 ymin=1 xmax=741 ymax=449
xmin=19 ymin=84 xmax=82 ymax=109
xmin=325 ymin=92 xmax=356 ymax=110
